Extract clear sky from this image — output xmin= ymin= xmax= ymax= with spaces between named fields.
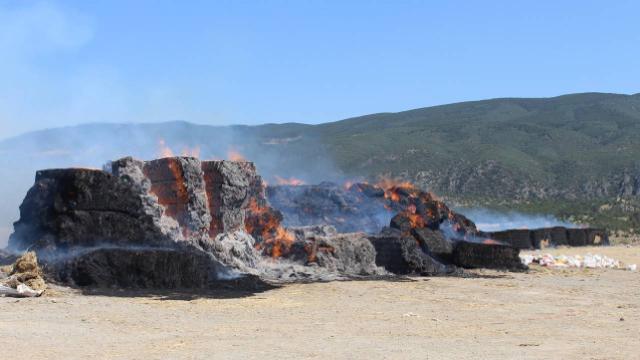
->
xmin=1 ymin=0 xmax=638 ymax=138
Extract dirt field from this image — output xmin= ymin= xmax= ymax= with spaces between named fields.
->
xmin=1 ymin=245 xmax=638 ymax=360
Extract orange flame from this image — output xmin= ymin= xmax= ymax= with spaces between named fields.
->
xmin=180 ymin=145 xmax=201 ymax=158
xmin=227 ymin=148 xmax=247 ymax=162
xmin=375 ymin=176 xmax=419 ymax=203
xmin=158 ymin=139 xmax=174 ymax=158
xmin=274 ymin=176 xmax=305 ymax=186
xmin=376 ymin=177 xmax=417 ymax=192
xmin=482 ymin=239 xmax=503 ymax=245
xmin=245 ymin=198 xmax=294 ymax=258
xmin=158 ymin=139 xmax=201 ymax=158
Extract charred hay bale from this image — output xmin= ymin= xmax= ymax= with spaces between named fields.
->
xmin=488 ymin=229 xmax=533 ymax=249
xmin=52 ymin=247 xmax=240 ymax=289
xmin=566 ymin=229 xmax=588 ymax=247
xmin=10 ymin=157 xmax=272 ymax=254
xmin=585 ymin=229 xmax=609 ymax=246
xmin=452 ymin=241 xmax=526 ymax=271
xmin=9 ymin=168 xmax=179 ymax=252
xmin=531 ymin=228 xmax=552 ymax=249
xmin=549 ymin=226 xmax=569 ymax=246
xmin=491 ymin=227 xmax=610 ymax=249
xmin=368 ymin=229 xmax=455 ymax=275
xmin=448 ymin=213 xmax=478 ymax=235
xmin=411 ymin=228 xmax=454 ymax=261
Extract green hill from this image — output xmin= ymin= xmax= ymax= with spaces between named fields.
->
xmin=314 ymin=92 xmax=640 ymax=199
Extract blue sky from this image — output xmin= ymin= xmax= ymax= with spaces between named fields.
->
xmin=1 ymin=0 xmax=638 ymax=138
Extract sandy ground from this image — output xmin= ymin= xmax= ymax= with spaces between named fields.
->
xmin=1 ymin=246 xmax=639 ymax=360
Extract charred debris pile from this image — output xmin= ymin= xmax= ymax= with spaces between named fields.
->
xmin=3 ymin=156 xmax=607 ymax=290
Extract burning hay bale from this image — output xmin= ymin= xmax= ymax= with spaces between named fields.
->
xmin=4 ymin=155 xmax=539 ymax=290
xmin=267 ymin=180 xmax=477 ymax=236
xmin=0 ymin=251 xmax=46 ymax=297
xmin=7 ymin=156 xmax=282 ymax=288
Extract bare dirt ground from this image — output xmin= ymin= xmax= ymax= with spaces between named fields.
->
xmin=1 ymin=245 xmax=638 ymax=360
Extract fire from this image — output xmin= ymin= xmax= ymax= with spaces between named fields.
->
xmin=180 ymin=145 xmax=201 ymax=158
xmin=158 ymin=139 xmax=174 ymax=158
xmin=403 ymin=204 xmax=426 ymax=229
xmin=271 ymin=226 xmax=295 ymax=258
xmin=244 ymin=198 xmax=294 ymax=258
xmin=275 ymin=176 xmax=305 ymax=186
xmin=158 ymin=139 xmax=201 ymax=158
xmin=482 ymin=238 xmax=503 ymax=245
xmin=227 ymin=148 xmax=247 ymax=162
xmin=375 ymin=176 xmax=420 ymax=203
xmin=376 ymin=177 xmax=417 ymax=193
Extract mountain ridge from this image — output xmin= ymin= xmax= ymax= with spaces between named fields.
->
xmin=1 ymin=92 xmax=639 ymax=238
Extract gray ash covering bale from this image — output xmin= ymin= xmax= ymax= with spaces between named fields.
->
xmin=452 ymin=241 xmax=526 ymax=271
xmin=285 ymin=225 xmax=383 ymax=276
xmin=201 ymin=160 xmax=265 ymax=237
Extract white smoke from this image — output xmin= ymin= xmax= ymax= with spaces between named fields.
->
xmin=0 ymin=227 xmax=11 ymax=248
xmin=456 ymin=208 xmax=577 ymax=232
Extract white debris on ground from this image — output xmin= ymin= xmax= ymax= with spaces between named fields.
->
xmin=521 ymin=252 xmax=637 ymax=271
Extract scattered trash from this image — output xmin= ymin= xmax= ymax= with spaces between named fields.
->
xmin=0 ymin=284 xmax=43 ymax=297
xmin=0 ymin=251 xmax=46 ymax=298
xmin=520 ymin=252 xmax=636 ymax=271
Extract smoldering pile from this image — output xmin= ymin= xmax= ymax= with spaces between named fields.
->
xmin=4 ymin=156 xmax=531 ymax=290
